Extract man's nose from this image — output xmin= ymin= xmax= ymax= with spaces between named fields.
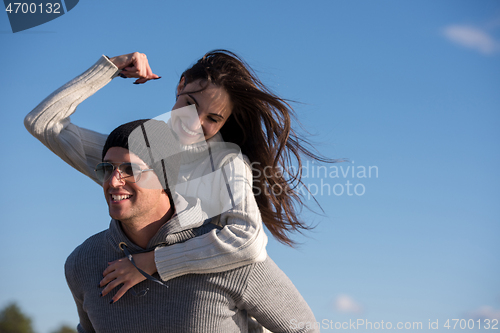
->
xmin=108 ymin=168 xmax=125 ymax=186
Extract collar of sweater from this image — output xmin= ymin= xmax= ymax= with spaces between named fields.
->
xmin=179 ymin=132 xmax=225 ymax=165
xmin=107 ymin=195 xmax=208 ymax=253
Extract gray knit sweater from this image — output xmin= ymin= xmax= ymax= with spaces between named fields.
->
xmin=65 ymin=197 xmax=318 ymax=333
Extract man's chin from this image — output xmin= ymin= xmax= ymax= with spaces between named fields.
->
xmin=108 ymin=209 xmax=126 ymax=221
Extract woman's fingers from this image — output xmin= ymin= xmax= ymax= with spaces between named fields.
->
xmin=133 ymin=77 xmax=154 ymax=84
xmin=102 ymin=260 xmax=118 ymax=277
xmin=99 ymin=260 xmax=122 ymax=292
xmin=109 ymin=52 xmax=160 ymax=84
xmin=100 ymin=277 xmax=122 ymax=297
xmin=108 ymin=53 xmax=137 ymax=70
xmin=110 ymin=284 xmax=134 ymax=303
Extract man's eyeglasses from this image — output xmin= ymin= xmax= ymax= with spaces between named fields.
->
xmin=95 ymin=162 xmax=154 ymax=183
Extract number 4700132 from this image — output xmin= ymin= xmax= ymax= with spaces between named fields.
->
xmin=443 ymin=319 xmax=498 ymax=330
xmin=5 ymin=2 xmax=61 ymax=14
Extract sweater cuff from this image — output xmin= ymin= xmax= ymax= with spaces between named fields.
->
xmin=98 ymin=55 xmax=120 ymax=79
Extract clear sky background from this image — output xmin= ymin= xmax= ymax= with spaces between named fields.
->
xmin=1 ymin=1 xmax=499 ymax=332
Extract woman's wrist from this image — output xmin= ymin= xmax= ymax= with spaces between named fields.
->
xmin=135 ymin=251 xmax=157 ymax=275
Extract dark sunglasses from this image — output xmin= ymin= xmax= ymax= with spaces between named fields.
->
xmin=95 ymin=162 xmax=153 ymax=183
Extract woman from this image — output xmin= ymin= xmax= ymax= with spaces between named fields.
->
xmin=25 ymin=51 xmax=330 ymax=304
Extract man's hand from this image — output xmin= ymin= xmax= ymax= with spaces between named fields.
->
xmin=109 ymin=52 xmax=160 ymax=84
xmin=99 ymin=251 xmax=157 ymax=303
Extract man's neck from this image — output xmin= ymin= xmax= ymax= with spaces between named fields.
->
xmin=120 ymin=206 xmax=175 ymax=249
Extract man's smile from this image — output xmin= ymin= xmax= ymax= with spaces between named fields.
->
xmin=110 ymin=193 xmax=133 ymax=203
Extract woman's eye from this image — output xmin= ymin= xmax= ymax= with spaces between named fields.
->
xmin=208 ymin=117 xmax=218 ymax=123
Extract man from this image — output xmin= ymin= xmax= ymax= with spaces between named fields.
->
xmin=65 ymin=119 xmax=318 ymax=332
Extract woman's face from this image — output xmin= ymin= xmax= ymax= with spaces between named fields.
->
xmin=171 ymin=79 xmax=233 ymax=145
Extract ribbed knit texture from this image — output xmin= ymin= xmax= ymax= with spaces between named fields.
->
xmin=65 ymin=198 xmax=318 ymax=333
xmin=24 ymin=55 xmax=268 ymax=282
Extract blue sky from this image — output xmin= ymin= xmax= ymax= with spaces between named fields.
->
xmin=1 ymin=1 xmax=499 ymax=332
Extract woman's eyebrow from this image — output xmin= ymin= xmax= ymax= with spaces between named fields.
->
xmin=187 ymin=94 xmax=200 ymax=107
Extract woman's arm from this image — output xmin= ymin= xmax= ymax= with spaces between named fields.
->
xmin=24 ymin=55 xmax=119 ymax=183
xmin=24 ymin=53 xmax=159 ymax=183
xmin=154 ymin=152 xmax=268 ymax=281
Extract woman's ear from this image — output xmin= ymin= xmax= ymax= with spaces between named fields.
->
xmin=176 ymin=77 xmax=186 ymax=98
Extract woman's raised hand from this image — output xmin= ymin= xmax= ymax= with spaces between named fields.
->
xmin=109 ymin=52 xmax=160 ymax=84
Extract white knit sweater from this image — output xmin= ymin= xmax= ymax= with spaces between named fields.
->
xmin=24 ymin=55 xmax=268 ymax=282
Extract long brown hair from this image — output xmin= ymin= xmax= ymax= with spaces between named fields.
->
xmin=181 ymin=50 xmax=336 ymax=245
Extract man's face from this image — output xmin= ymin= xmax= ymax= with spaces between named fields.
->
xmin=102 ymin=147 xmax=171 ymax=227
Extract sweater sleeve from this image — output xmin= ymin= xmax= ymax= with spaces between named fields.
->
xmin=154 ymin=152 xmax=268 ymax=281
xmin=24 ymin=55 xmax=119 ymax=184
xmin=239 ymin=257 xmax=319 ymax=333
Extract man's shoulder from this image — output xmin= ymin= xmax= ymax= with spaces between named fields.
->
xmin=65 ymin=229 xmax=108 ymax=267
